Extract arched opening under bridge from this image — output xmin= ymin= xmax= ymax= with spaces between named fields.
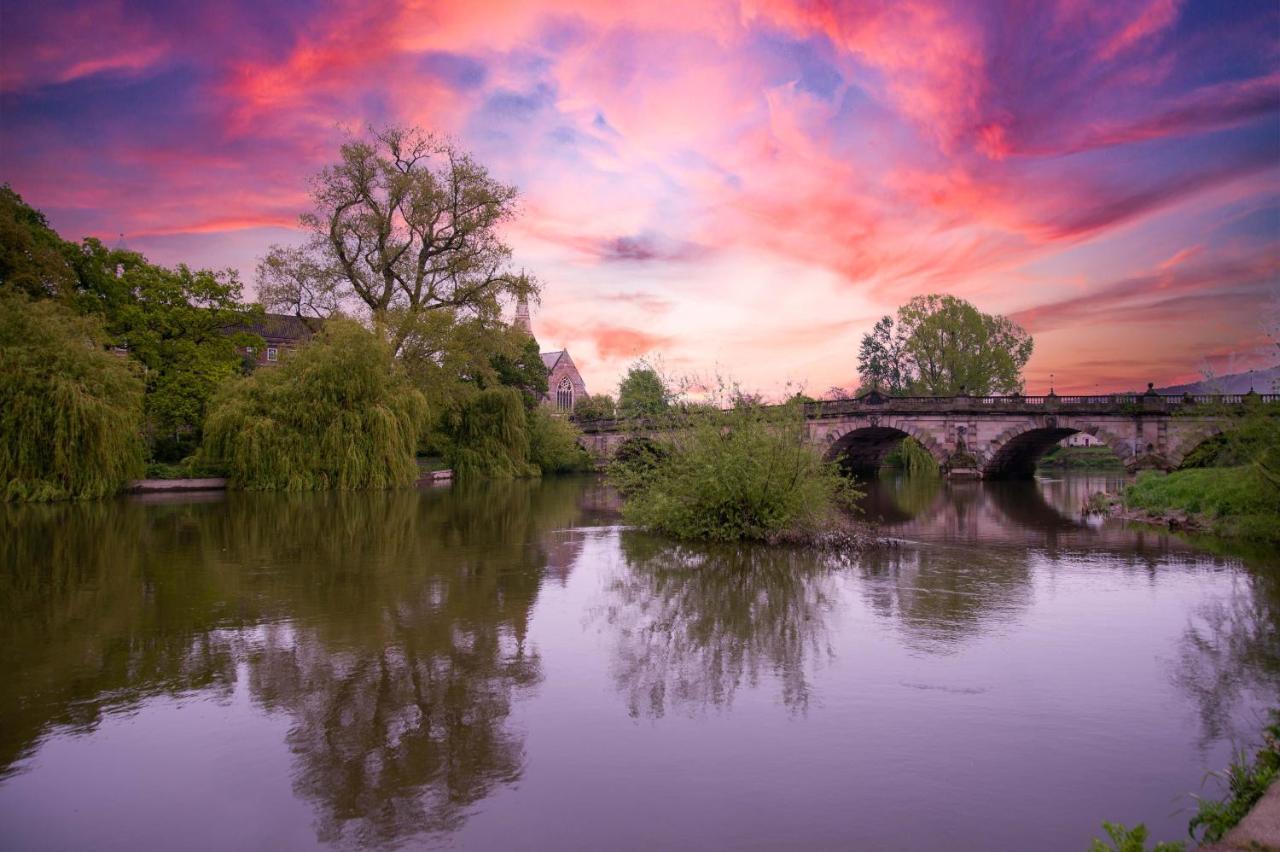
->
xmin=824 ymin=426 xmax=943 ymax=479
xmin=983 ymin=427 xmax=1126 ymax=480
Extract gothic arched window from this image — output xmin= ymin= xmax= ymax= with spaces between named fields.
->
xmin=556 ymin=377 xmax=574 ymax=410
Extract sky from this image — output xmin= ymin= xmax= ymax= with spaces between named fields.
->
xmin=2 ymin=0 xmax=1278 ymax=396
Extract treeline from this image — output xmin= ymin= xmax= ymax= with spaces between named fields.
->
xmin=1 ymin=128 xmax=592 ymax=501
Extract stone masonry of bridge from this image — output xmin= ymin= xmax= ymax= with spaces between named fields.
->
xmin=577 ymin=389 xmax=1275 ymax=479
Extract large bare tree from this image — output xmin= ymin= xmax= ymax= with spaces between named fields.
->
xmin=259 ymin=127 xmax=535 ymax=353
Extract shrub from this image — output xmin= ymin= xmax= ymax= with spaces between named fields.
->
xmin=609 ymin=402 xmax=859 ymax=542
xmin=201 ymin=319 xmax=428 ymax=490
xmin=573 ymin=393 xmax=616 ymax=421
xmin=0 ymin=293 xmax=145 ymax=501
xmin=527 ymin=408 xmax=591 ymax=474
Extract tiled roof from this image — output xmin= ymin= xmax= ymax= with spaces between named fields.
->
xmin=236 ymin=313 xmax=319 ymax=341
xmin=540 ymin=350 xmax=564 ymax=370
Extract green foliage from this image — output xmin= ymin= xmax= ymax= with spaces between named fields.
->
xmin=0 ymin=293 xmax=145 ymax=501
xmin=1 ymin=187 xmax=261 ymax=456
xmin=1124 ymin=467 xmax=1280 ymax=542
xmin=882 ymin=437 xmax=940 ymax=476
xmin=490 ymin=333 xmax=550 ymax=408
xmin=0 ymin=185 xmax=77 ymax=299
xmin=858 ymin=294 xmax=1033 ymax=395
xmin=527 ymin=408 xmax=592 ymax=474
xmin=258 ymin=126 xmax=534 ymax=355
xmin=608 ymin=403 xmax=860 ymax=542
xmin=573 ymin=393 xmax=617 ymax=421
xmin=617 ymin=362 xmax=671 ymax=418
xmin=1189 ymin=711 xmax=1280 ymax=844
xmin=440 ymin=386 xmax=537 ymax=479
xmin=1088 ymin=822 xmax=1184 ymax=852
xmin=1038 ymin=445 xmax=1124 ymax=471
xmin=202 ymin=320 xmax=428 ymax=490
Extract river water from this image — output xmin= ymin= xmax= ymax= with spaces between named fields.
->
xmin=1 ymin=474 xmax=1276 ymax=851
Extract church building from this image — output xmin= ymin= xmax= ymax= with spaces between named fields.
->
xmin=514 ymin=296 xmax=588 ymax=412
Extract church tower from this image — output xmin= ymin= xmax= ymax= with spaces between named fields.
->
xmin=514 ymin=295 xmax=532 ymax=334
xmin=515 ymin=293 xmax=589 ymax=410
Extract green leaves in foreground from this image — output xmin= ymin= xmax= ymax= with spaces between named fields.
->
xmin=1189 ymin=711 xmax=1280 ymax=844
xmin=202 ymin=319 xmax=428 ymax=490
xmin=0 ymin=293 xmax=145 ymax=501
xmin=1088 ymin=822 xmax=1183 ymax=852
xmin=609 ymin=402 xmax=860 ymax=543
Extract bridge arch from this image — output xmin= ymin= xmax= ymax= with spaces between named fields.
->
xmin=823 ymin=423 xmax=948 ymax=477
xmin=1167 ymin=424 xmax=1228 ymax=470
xmin=982 ymin=418 xmax=1130 ymax=480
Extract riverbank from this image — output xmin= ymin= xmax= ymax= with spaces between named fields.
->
xmin=1200 ymin=783 xmax=1280 ymax=852
xmin=1121 ymin=467 xmax=1279 ymax=543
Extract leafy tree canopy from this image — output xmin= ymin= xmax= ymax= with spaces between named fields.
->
xmin=1 ymin=293 xmax=145 ymax=501
xmin=258 ymin=126 xmax=536 ymax=354
xmin=857 ymin=294 xmax=1033 ymax=396
xmin=202 ymin=319 xmax=428 ymax=491
xmin=617 ymin=362 xmax=671 ymax=419
xmin=1 ymin=187 xmax=261 ymax=455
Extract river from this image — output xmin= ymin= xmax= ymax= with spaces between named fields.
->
xmin=1 ymin=474 xmax=1276 ymax=851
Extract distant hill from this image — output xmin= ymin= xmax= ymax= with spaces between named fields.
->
xmin=1156 ymin=364 xmax=1280 ymax=395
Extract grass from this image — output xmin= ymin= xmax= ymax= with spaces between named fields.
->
xmin=1123 ymin=467 xmax=1280 ymax=542
xmin=1038 ymin=445 xmax=1124 ymax=470
xmin=1189 ymin=711 xmax=1280 ymax=844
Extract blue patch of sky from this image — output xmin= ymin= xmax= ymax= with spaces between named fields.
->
xmin=1 ymin=64 xmax=210 ymax=145
xmin=418 ymin=51 xmax=488 ymax=90
xmin=746 ymin=30 xmax=843 ymax=99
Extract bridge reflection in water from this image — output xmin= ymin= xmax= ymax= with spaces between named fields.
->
xmin=1 ymin=476 xmax=1277 ymax=852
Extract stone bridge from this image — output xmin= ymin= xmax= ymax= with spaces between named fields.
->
xmin=577 ymin=389 xmax=1276 ymax=479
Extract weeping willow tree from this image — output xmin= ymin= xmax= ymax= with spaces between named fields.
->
xmin=202 ymin=319 xmax=428 ymax=491
xmin=0 ymin=292 xmax=145 ymax=501
xmin=439 ymin=386 xmax=537 ymax=479
xmin=898 ymin=437 xmax=940 ymax=476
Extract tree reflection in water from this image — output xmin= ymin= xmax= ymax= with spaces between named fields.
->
xmin=1176 ymin=566 xmax=1280 ymax=746
xmin=604 ymin=533 xmax=848 ymax=718
xmin=0 ymin=478 xmax=596 ymax=847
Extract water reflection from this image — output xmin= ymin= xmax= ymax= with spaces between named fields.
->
xmin=2 ymin=475 xmax=1278 ymax=852
xmin=1176 ymin=568 xmax=1280 ymax=745
xmin=0 ymin=478 xmax=603 ymax=846
xmin=602 ymin=534 xmax=846 ymax=717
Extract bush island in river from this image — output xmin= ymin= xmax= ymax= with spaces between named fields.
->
xmin=609 ymin=402 xmax=861 ymax=543
xmin=202 ymin=320 xmax=428 ymax=490
xmin=1 ymin=294 xmax=145 ymax=501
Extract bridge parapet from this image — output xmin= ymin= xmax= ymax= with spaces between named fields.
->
xmin=576 ymin=392 xmax=1277 ymax=434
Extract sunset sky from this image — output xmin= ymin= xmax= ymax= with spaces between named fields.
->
xmin=2 ymin=0 xmax=1278 ymax=395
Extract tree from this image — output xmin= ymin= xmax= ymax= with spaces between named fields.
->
xmin=73 ymin=243 xmax=262 ymax=456
xmin=617 ymin=362 xmax=671 ymax=418
xmin=438 ymin=386 xmax=535 ymax=479
xmin=0 ymin=185 xmax=76 ymax=299
xmin=0 ymin=293 xmax=145 ymax=501
xmin=202 ymin=320 xmax=428 ymax=490
xmin=0 ymin=189 xmax=261 ymax=458
xmin=856 ymin=315 xmax=909 ymax=394
xmin=573 ymin=393 xmax=616 ymax=421
xmin=258 ymin=126 xmax=535 ymax=354
xmin=857 ymin=294 xmax=1032 ymax=396
xmin=488 ymin=332 xmax=549 ymax=409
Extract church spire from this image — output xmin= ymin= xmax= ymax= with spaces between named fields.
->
xmin=514 ymin=294 xmax=532 ymax=334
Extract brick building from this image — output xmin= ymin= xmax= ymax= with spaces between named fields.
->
xmin=236 ymin=314 xmax=316 ymax=366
